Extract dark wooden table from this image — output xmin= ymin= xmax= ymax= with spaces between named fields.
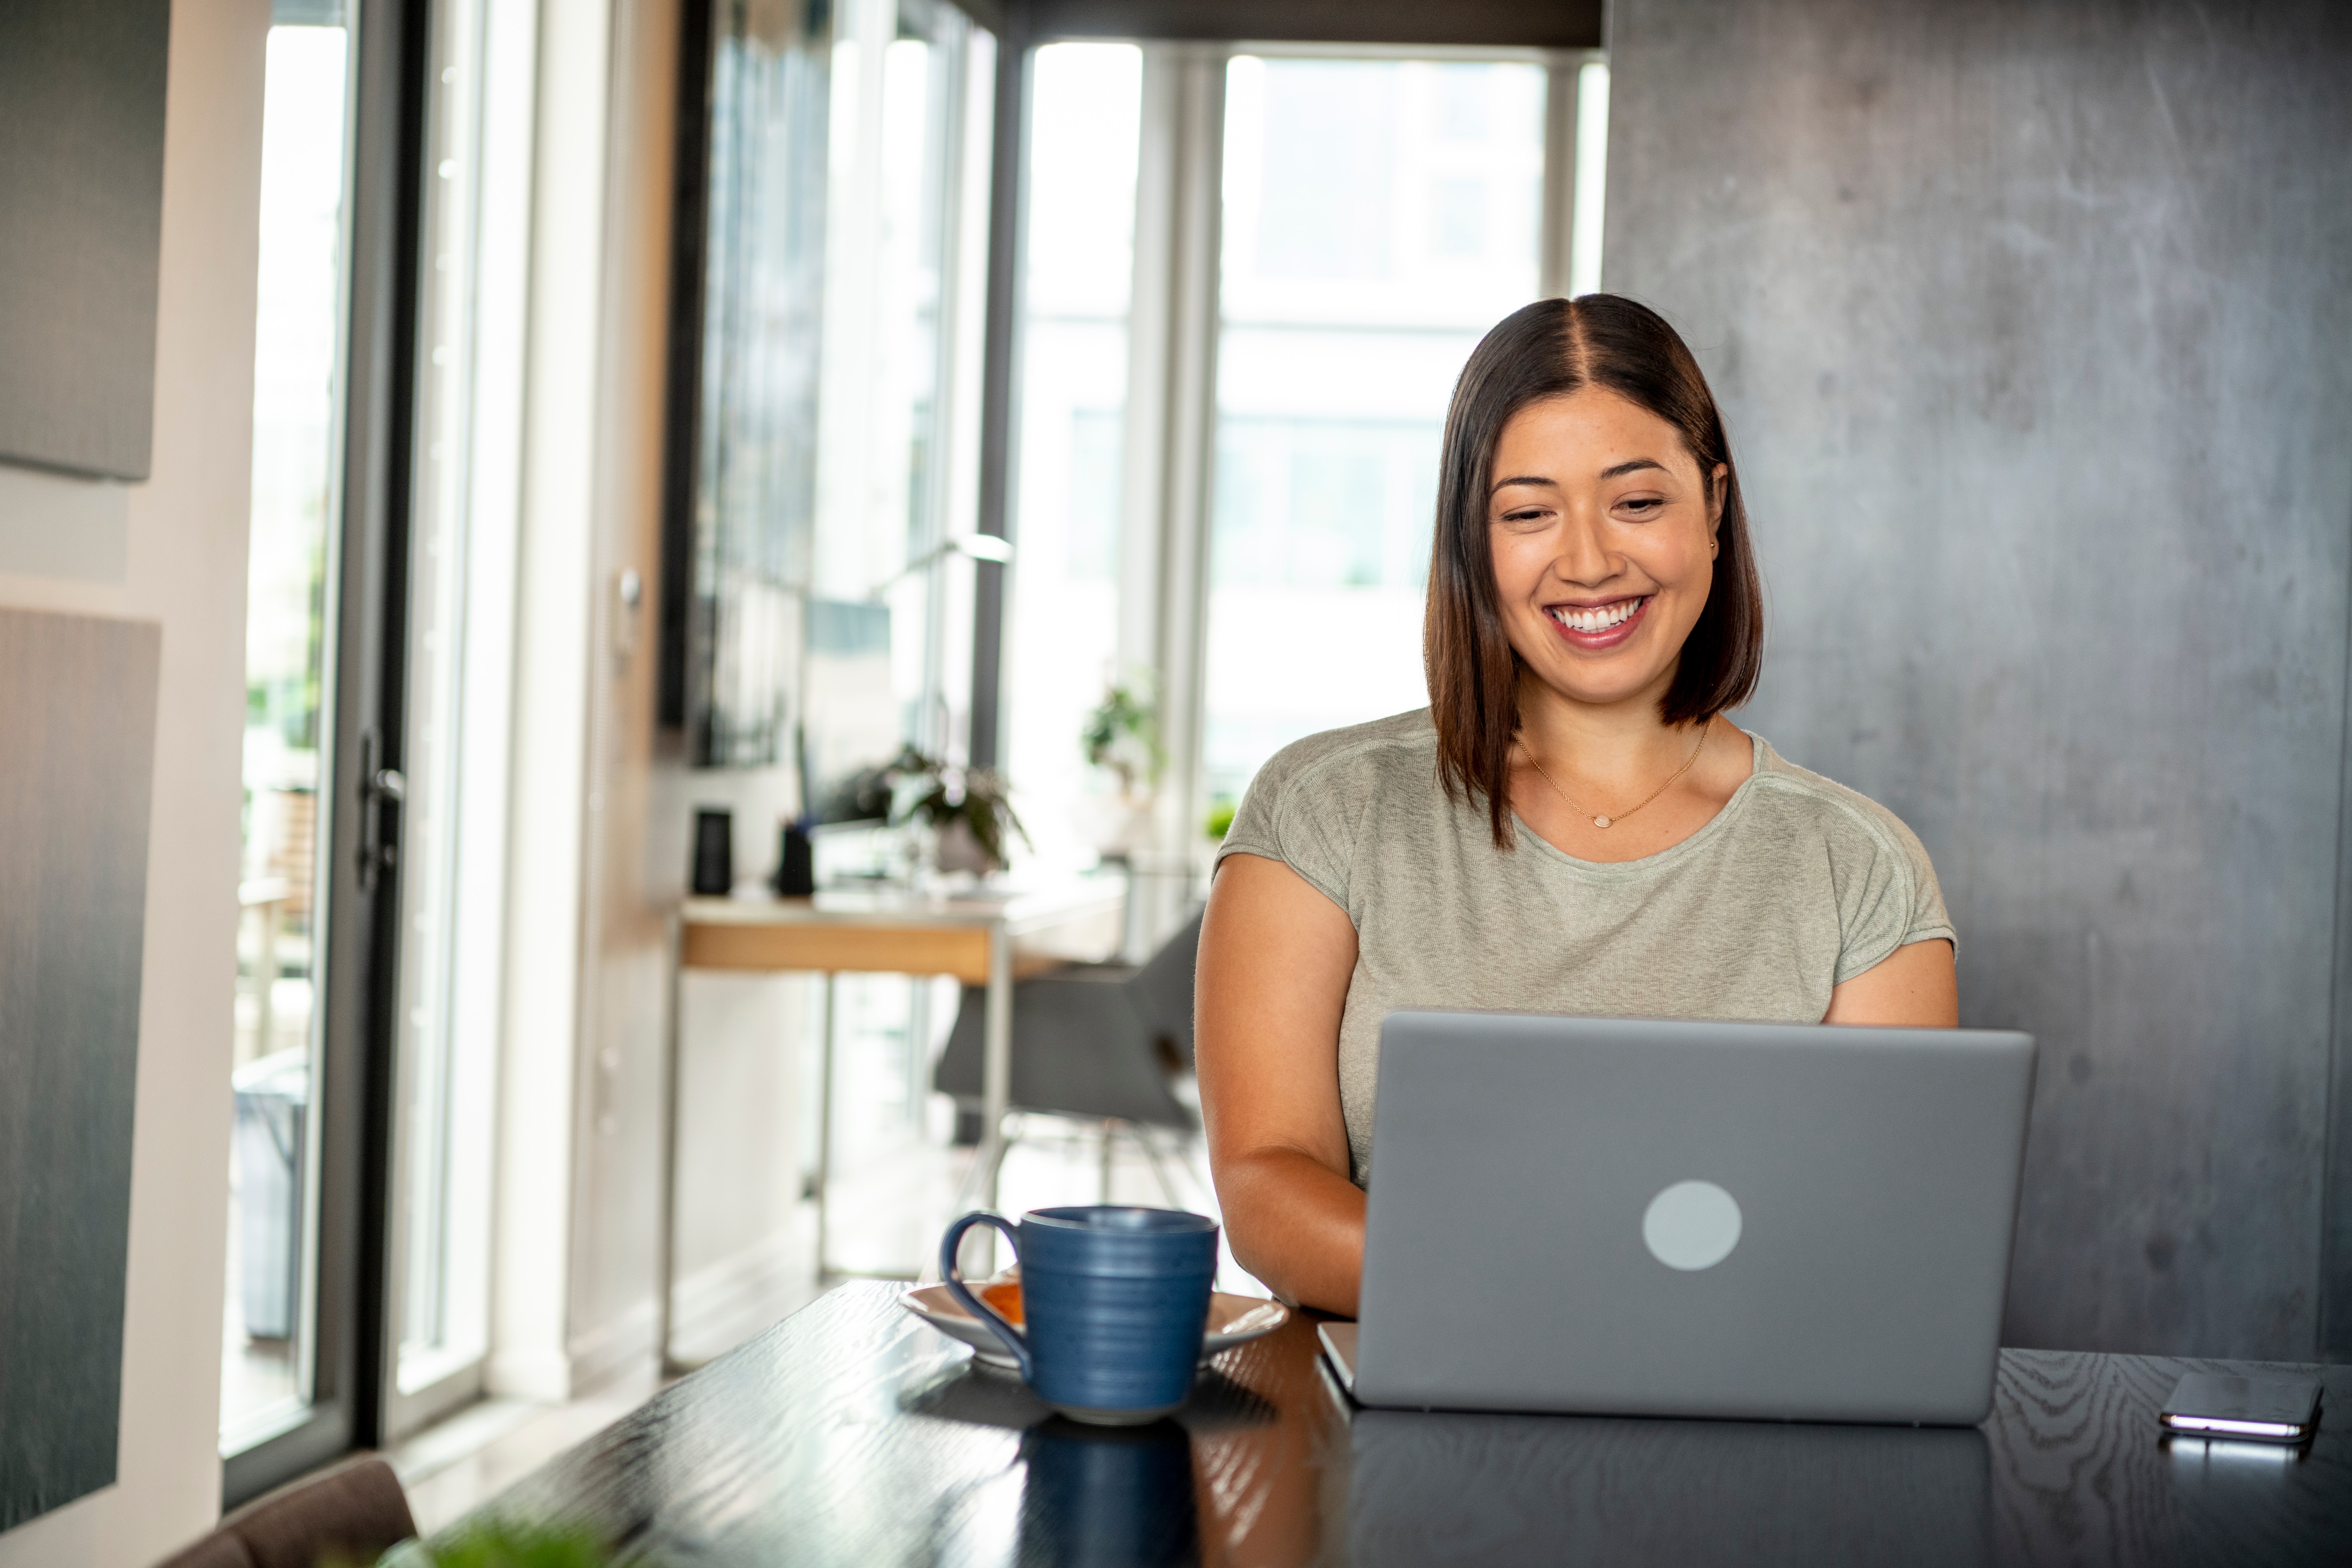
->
xmin=448 ymin=1281 xmax=2352 ymax=1566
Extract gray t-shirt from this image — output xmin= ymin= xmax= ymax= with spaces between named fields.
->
xmin=1216 ymin=709 xmax=1956 ymax=1186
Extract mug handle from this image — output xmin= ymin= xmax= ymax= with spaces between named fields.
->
xmin=940 ymin=1211 xmax=1030 ymax=1380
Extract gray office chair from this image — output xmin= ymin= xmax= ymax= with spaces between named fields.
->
xmin=934 ymin=910 xmax=1203 ymax=1203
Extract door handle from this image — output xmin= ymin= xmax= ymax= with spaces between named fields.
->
xmin=357 ymin=729 xmax=405 ymax=891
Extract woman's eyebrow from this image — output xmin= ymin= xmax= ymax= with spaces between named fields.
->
xmin=1490 ymin=458 xmax=1670 ymax=498
xmin=1600 ymin=458 xmax=1668 ymax=479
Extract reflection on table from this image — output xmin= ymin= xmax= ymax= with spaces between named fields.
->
xmin=444 ymin=1281 xmax=2352 ymax=1568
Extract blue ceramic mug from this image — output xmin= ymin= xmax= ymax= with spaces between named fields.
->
xmin=941 ymin=1206 xmax=1219 ymax=1424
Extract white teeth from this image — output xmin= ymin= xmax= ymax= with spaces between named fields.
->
xmin=1552 ymin=597 xmax=1642 ymax=633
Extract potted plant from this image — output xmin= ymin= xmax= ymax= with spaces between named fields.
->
xmin=882 ymin=745 xmax=1028 ymax=879
xmin=378 ymin=1519 xmax=610 ymax=1568
xmin=1078 ymin=681 xmax=1161 ymax=857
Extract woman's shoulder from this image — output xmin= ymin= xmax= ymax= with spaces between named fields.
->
xmin=1218 ymin=710 xmax=1438 ymax=901
xmin=1740 ymin=735 xmax=1955 ymax=974
xmin=1247 ymin=708 xmax=1437 ymax=805
xmin=1742 ymin=735 xmax=1939 ymax=874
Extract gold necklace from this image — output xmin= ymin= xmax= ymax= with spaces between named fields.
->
xmin=1519 ymin=717 xmax=1711 ymax=830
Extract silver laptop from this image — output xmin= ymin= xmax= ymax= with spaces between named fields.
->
xmin=1320 ymin=1012 xmax=2036 ymax=1425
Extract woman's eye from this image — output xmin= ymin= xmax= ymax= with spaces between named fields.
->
xmin=1617 ymin=497 xmax=1664 ymax=517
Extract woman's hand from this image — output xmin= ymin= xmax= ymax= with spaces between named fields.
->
xmin=1822 ymin=938 xmax=1958 ymax=1027
xmin=1196 ymin=853 xmax=1368 ymax=1315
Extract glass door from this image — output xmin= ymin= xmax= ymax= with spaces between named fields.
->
xmin=224 ymin=0 xmax=422 ymax=1503
xmin=221 ymin=0 xmax=359 ymax=1462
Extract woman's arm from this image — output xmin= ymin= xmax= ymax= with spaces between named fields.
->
xmin=1821 ymin=938 xmax=1958 ymax=1027
xmin=1195 ymin=852 xmax=1367 ymax=1315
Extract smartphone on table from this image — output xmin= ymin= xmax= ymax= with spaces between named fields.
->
xmin=2160 ymin=1373 xmax=2322 ymax=1445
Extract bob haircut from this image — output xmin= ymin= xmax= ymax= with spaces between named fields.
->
xmin=1424 ymin=295 xmax=1764 ymax=848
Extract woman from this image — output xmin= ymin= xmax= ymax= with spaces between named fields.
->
xmin=1195 ymin=296 xmax=1957 ymax=1316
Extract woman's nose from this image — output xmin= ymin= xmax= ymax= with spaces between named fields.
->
xmin=1550 ymin=510 xmax=1613 ymax=585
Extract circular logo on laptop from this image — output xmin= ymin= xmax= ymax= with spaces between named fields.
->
xmin=1642 ymin=1180 xmax=1743 ymax=1271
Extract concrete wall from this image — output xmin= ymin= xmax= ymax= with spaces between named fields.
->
xmin=1605 ymin=0 xmax=2352 ymax=1359
xmin=0 ymin=0 xmax=265 ymax=1558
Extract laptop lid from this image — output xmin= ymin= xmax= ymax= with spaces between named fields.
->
xmin=1352 ymin=1013 xmax=2036 ymax=1424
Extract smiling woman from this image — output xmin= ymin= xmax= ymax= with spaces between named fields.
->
xmin=1193 ymin=295 xmax=1959 ymax=1316
xmin=1429 ymin=296 xmax=1761 ymax=852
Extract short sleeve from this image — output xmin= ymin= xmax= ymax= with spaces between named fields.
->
xmin=1213 ymin=737 xmax=1364 ymax=917
xmin=1827 ymin=806 xmax=1957 ymax=985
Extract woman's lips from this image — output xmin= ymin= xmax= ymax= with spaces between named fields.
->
xmin=1546 ymin=595 xmax=1650 ymax=651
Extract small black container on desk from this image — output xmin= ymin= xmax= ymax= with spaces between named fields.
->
xmin=690 ymin=808 xmax=734 ymax=895
xmin=773 ymin=821 xmax=816 ymax=897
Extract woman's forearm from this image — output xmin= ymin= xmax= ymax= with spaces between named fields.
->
xmin=1217 ymin=1145 xmax=1367 ymax=1317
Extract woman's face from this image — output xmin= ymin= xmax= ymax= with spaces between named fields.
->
xmin=1486 ymin=388 xmax=1727 ymax=712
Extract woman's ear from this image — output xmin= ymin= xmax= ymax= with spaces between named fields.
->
xmin=1708 ymin=462 xmax=1729 ymax=543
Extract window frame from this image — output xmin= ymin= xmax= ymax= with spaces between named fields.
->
xmin=380 ymin=0 xmax=539 ymax=1446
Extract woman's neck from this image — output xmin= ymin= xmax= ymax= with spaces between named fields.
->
xmin=1513 ymin=670 xmax=1701 ymax=793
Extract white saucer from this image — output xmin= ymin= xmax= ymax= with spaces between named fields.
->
xmin=900 ymin=1280 xmax=1289 ymax=1373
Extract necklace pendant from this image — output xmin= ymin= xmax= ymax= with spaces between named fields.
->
xmin=1593 ymin=815 xmax=1612 ymax=829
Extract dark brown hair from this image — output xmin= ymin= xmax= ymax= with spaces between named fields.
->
xmin=1423 ymin=295 xmax=1764 ymax=847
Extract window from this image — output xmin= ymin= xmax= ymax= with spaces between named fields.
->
xmin=1002 ymin=43 xmax=1145 ymax=870
xmin=1203 ymin=55 xmax=1547 ymax=809
xmin=812 ymin=0 xmax=994 ymax=754
xmin=1001 ymin=44 xmax=1604 ymax=884
xmin=797 ymin=0 xmax=1001 ymax=1275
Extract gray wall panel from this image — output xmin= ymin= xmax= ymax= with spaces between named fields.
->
xmin=0 ymin=609 xmax=161 ymax=1530
xmin=1605 ymin=0 xmax=2352 ymax=1358
xmin=0 ymin=0 xmax=172 ymax=480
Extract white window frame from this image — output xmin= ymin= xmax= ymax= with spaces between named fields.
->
xmin=383 ymin=0 xmax=538 ymax=1443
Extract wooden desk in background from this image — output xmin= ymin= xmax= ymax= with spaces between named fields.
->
xmin=655 ymin=880 xmax=1126 ymax=1370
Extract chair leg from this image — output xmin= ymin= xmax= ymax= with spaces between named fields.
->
xmin=1100 ymin=1119 xmax=1116 ymax=1204
xmin=950 ymin=1110 xmax=1019 ymax=1219
xmin=815 ymin=973 xmax=836 ymax=1279
xmin=1133 ymin=1123 xmax=1190 ymax=1210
